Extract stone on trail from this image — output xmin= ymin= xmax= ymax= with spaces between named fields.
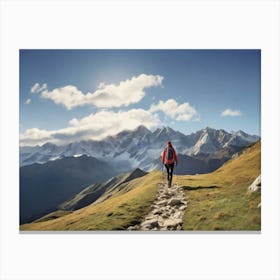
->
xmin=163 ymin=218 xmax=182 ymax=228
xmin=156 ymin=200 xmax=168 ymax=206
xmin=176 ymin=225 xmax=182 ymax=230
xmin=127 ymin=225 xmax=139 ymax=230
xmin=145 ymin=214 xmax=158 ymax=220
xmin=172 ymin=212 xmax=182 ymax=219
xmin=168 ymin=198 xmax=184 ymax=206
xmin=161 ymin=193 xmax=172 ymax=199
xmin=152 ymin=209 xmax=163 ymax=215
xmin=141 ymin=218 xmax=159 ymax=229
xmin=179 ymin=205 xmax=187 ymax=211
xmin=170 ymin=208 xmax=176 ymax=214
xmin=161 ymin=206 xmax=170 ymax=212
xmin=162 ymin=213 xmax=169 ymax=219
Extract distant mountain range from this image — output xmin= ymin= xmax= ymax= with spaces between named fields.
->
xmin=20 ymin=155 xmax=120 ymax=224
xmin=20 ymin=126 xmax=259 ymax=171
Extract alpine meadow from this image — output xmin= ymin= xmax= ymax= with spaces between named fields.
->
xmin=20 ymin=50 xmax=261 ymax=231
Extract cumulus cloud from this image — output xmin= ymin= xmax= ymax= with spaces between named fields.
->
xmin=20 ymin=109 xmax=159 ymax=146
xmin=221 ymin=108 xmax=242 ymax=117
xmin=20 ymin=128 xmax=53 ymax=146
xmin=36 ymin=74 xmax=163 ymax=110
xmin=31 ymin=83 xmax=47 ymax=93
xmin=41 ymin=85 xmax=85 ymax=110
xmin=150 ymin=99 xmax=199 ymax=121
xmin=24 ymin=98 xmax=31 ymax=105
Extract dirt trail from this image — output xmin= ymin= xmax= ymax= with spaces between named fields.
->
xmin=128 ymin=181 xmax=188 ymax=231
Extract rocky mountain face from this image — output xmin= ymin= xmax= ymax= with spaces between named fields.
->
xmin=20 ymin=126 xmax=259 ymax=172
xmin=248 ymin=175 xmax=261 ymax=192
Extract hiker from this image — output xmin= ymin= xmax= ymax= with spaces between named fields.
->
xmin=161 ymin=141 xmax=178 ymax=187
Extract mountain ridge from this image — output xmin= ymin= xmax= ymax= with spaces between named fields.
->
xmin=59 ymin=168 xmax=147 ymax=211
xmin=20 ymin=155 xmax=120 ymax=224
xmin=20 ymin=126 xmax=260 ymax=170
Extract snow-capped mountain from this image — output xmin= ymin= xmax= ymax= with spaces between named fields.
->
xmin=20 ymin=126 xmax=260 ymax=171
xmin=186 ymin=127 xmax=238 ymax=155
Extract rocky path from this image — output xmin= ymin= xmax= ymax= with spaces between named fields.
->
xmin=128 ymin=182 xmax=187 ymax=231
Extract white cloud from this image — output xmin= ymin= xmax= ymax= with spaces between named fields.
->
xmin=31 ymin=83 xmax=40 ymax=93
xmin=37 ymin=74 xmax=163 ymax=110
xmin=150 ymin=99 xmax=199 ymax=121
xmin=19 ymin=109 xmax=159 ymax=146
xmin=20 ymin=128 xmax=53 ymax=146
xmin=41 ymin=85 xmax=85 ymax=110
xmin=31 ymin=83 xmax=47 ymax=93
xmin=221 ymin=108 xmax=242 ymax=117
xmin=24 ymin=98 xmax=31 ymax=105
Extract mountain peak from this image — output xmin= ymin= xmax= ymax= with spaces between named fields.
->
xmin=42 ymin=142 xmax=57 ymax=148
xmin=134 ymin=125 xmax=151 ymax=134
xmin=235 ymin=130 xmax=247 ymax=136
xmin=203 ymin=127 xmax=216 ymax=133
xmin=154 ymin=126 xmax=176 ymax=135
xmin=165 ymin=126 xmax=175 ymax=133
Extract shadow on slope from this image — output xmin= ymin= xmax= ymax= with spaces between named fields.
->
xmin=20 ymin=155 xmax=119 ymax=224
xmin=20 ymin=170 xmax=163 ymax=231
xmin=182 ymin=185 xmax=221 ymax=191
xmin=59 ymin=168 xmax=147 ymax=211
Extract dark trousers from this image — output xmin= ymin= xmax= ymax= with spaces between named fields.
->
xmin=165 ymin=163 xmax=174 ymax=185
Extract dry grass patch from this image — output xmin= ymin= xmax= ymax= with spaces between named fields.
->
xmin=175 ymin=141 xmax=261 ymax=231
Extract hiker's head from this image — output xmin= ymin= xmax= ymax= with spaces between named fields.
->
xmin=167 ymin=141 xmax=172 ymax=147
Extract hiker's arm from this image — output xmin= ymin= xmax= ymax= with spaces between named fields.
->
xmin=174 ymin=148 xmax=178 ymax=165
xmin=161 ymin=149 xmax=165 ymax=163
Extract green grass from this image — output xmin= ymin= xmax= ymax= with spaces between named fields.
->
xmin=20 ymin=171 xmax=162 ymax=231
xmin=176 ymin=141 xmax=261 ymax=230
xmin=33 ymin=210 xmax=73 ymax=223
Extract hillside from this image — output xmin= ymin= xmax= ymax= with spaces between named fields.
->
xmin=20 ymin=155 xmax=119 ymax=224
xmin=177 ymin=141 xmax=261 ymax=230
xmin=20 ymin=171 xmax=162 ymax=230
xmin=59 ymin=168 xmax=147 ymax=211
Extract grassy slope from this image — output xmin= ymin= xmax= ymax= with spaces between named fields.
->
xmin=176 ymin=141 xmax=261 ymax=230
xmin=20 ymin=171 xmax=162 ymax=231
xmin=33 ymin=210 xmax=73 ymax=223
xmin=59 ymin=169 xmax=146 ymax=211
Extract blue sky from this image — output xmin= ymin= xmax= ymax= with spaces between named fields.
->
xmin=20 ymin=50 xmax=260 ymax=146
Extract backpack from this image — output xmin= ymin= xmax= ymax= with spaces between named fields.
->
xmin=165 ymin=146 xmax=174 ymax=162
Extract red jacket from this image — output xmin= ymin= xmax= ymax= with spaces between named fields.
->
xmin=161 ymin=144 xmax=178 ymax=164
